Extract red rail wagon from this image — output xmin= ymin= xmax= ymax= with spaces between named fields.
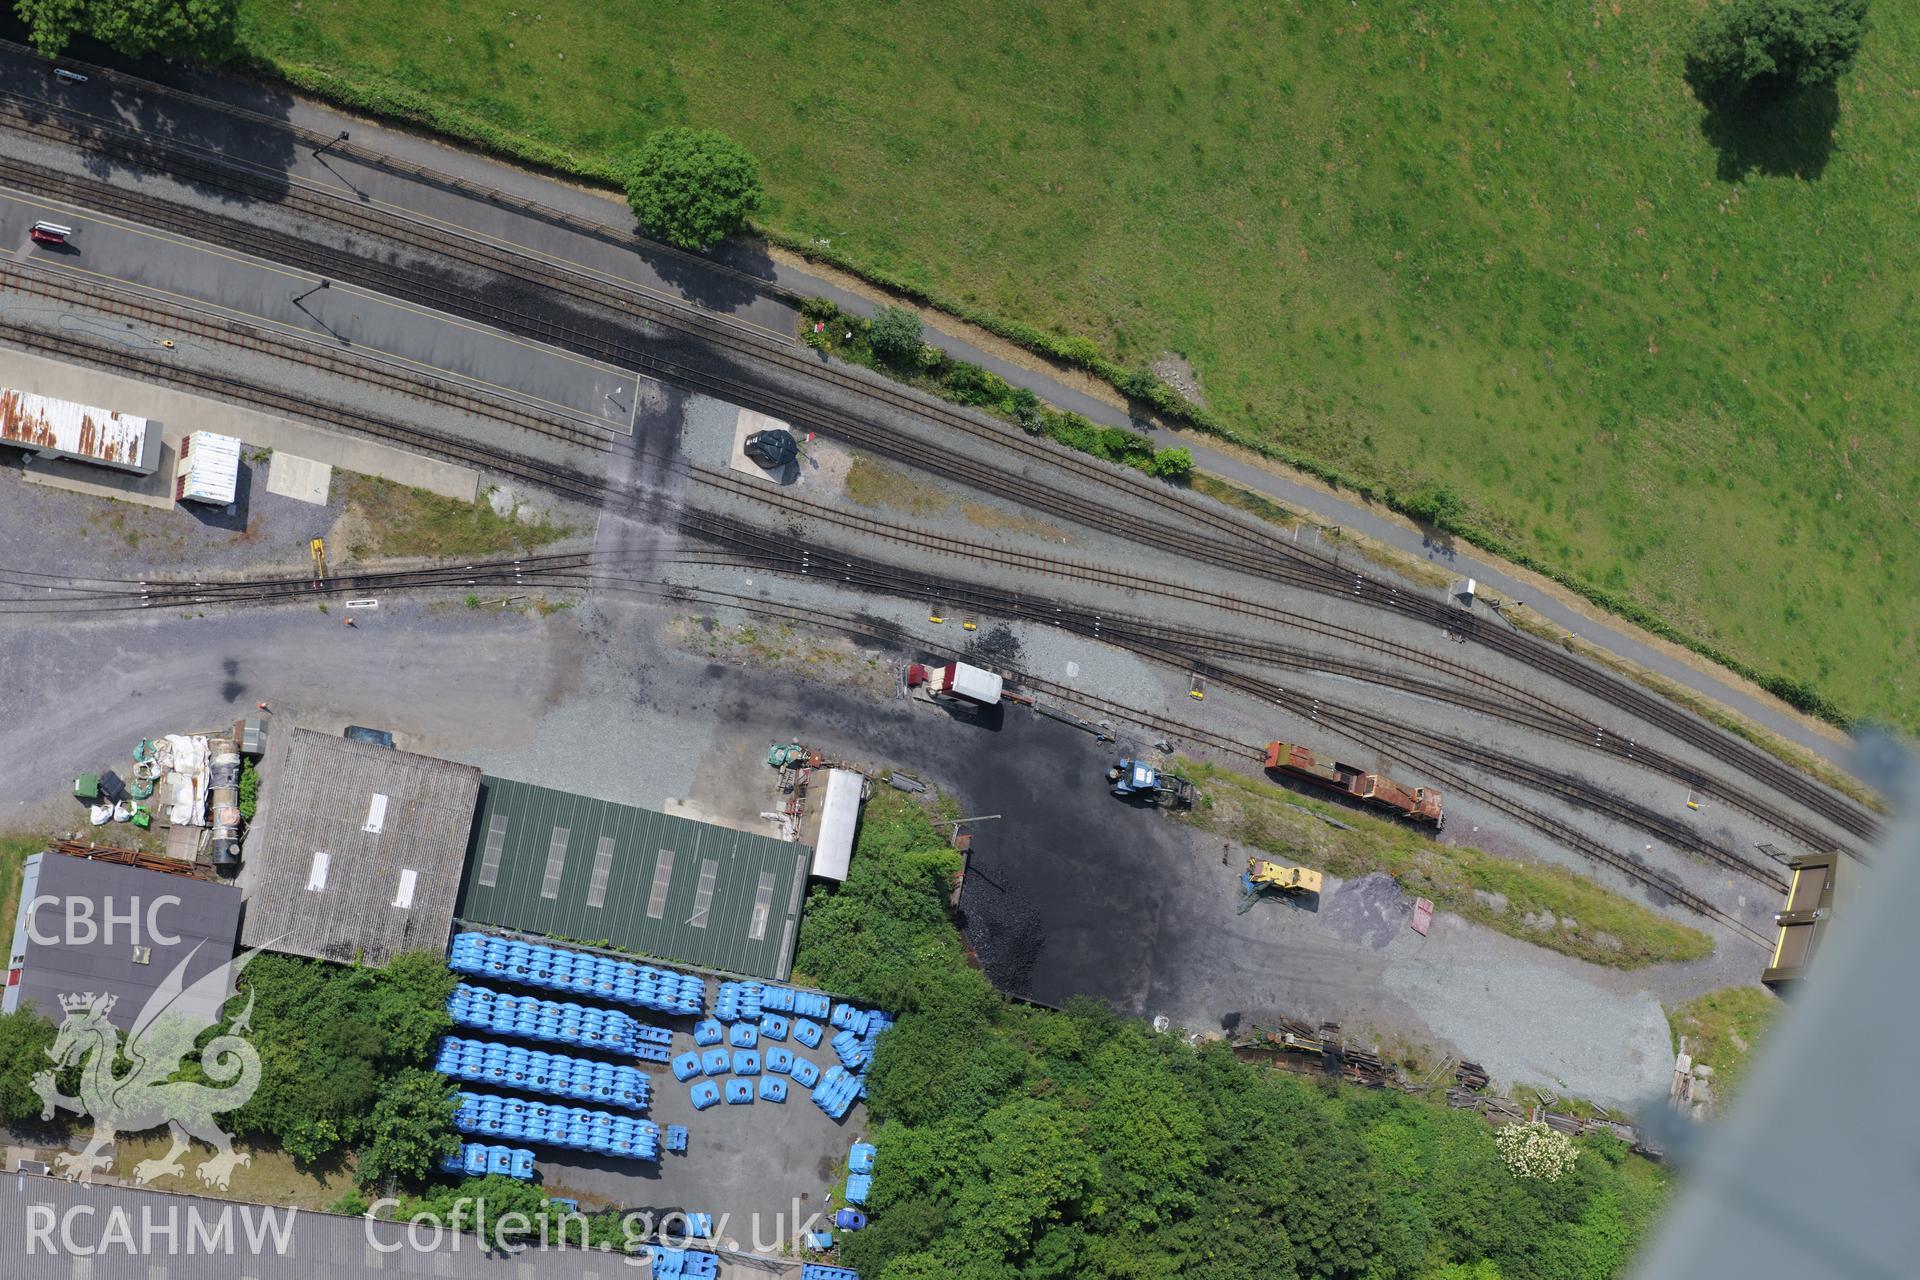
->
xmin=1263 ymin=741 xmax=1444 ymax=828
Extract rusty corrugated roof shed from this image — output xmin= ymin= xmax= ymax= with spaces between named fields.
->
xmin=0 ymin=386 xmax=158 ymax=474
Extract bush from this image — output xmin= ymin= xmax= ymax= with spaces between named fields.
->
xmin=1116 ymin=367 xmax=1160 ymax=401
xmin=868 ymin=305 xmax=925 ymax=363
xmin=0 ymin=1010 xmax=57 ymax=1126
xmin=942 ymin=361 xmax=1010 ymax=407
xmin=1403 ymin=482 xmax=1469 ymax=531
xmin=1008 ymin=386 xmax=1042 ymax=430
xmin=1147 ymin=447 xmax=1193 ymax=480
xmin=1683 ymin=0 xmax=1871 ymax=103
xmin=237 ymin=760 xmax=259 ymax=822
xmin=1495 ymin=1120 xmax=1581 ymax=1182
xmin=624 ymin=128 xmax=763 ymax=250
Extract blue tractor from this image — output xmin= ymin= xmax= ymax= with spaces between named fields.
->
xmin=1107 ymin=757 xmax=1196 ymax=808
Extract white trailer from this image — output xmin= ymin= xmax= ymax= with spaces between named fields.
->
xmin=936 ymin=662 xmax=1003 ymax=706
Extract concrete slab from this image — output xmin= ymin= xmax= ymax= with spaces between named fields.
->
xmin=163 ymin=822 xmax=199 ymax=864
xmin=0 ymin=346 xmax=478 ymax=501
xmin=728 ymin=408 xmax=796 ymax=484
xmin=265 ymin=451 xmax=332 ymax=504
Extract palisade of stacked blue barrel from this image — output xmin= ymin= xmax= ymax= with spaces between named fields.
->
xmin=649 ymin=1246 xmax=721 ymax=1278
xmin=446 ymin=983 xmax=676 ymax=1062
xmin=435 ymin=1036 xmax=652 ymax=1108
xmin=454 ymin=1091 xmax=661 ymax=1160
xmin=449 ymin=933 xmax=705 ymax=1015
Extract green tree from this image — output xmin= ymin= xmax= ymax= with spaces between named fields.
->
xmin=16 ymin=0 xmax=238 ymax=59
xmin=0 ymin=1010 xmax=57 ymax=1125
xmin=369 ymin=952 xmax=457 ymax=1062
xmin=868 ymin=305 xmax=925 ymax=364
xmin=1683 ymin=0 xmax=1871 ymax=103
xmin=624 ymin=128 xmax=762 ymax=250
xmin=227 ymin=951 xmax=452 ymax=1163
xmin=1084 ymin=1041 xmax=1208 ymax=1233
xmin=355 ymin=1068 xmax=459 ymax=1188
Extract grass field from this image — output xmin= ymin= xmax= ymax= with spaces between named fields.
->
xmin=234 ymin=2 xmax=1920 ymax=727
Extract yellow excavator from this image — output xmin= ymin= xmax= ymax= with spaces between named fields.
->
xmin=1242 ymin=857 xmax=1323 ymax=901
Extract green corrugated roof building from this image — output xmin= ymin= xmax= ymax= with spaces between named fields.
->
xmin=455 ymin=776 xmax=809 ymax=979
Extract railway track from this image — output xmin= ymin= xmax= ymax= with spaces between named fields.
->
xmin=0 ymin=144 xmax=1866 ymax=859
xmin=0 ymin=269 xmax=1851 ymax=871
xmin=0 ymin=124 xmax=1873 ymax=852
xmin=2 ymin=519 xmax=1794 ymax=908
xmin=0 ymin=260 xmax=1850 ymax=875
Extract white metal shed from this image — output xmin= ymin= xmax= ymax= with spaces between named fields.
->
xmin=174 ymin=431 xmax=242 ymax=504
xmin=810 ymin=768 xmax=868 ymax=881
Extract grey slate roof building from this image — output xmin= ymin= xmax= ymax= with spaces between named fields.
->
xmin=238 ymin=729 xmax=480 ymax=966
xmin=2 ymin=851 xmax=242 ymax=1031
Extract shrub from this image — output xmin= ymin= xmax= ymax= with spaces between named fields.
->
xmin=1403 ymin=482 xmax=1469 ymax=531
xmin=1495 ymin=1120 xmax=1580 ymax=1181
xmin=1683 ymin=0 xmax=1871 ymax=104
xmin=1147 ymin=447 xmax=1193 ymax=480
xmin=869 ymin=305 xmax=925 ymax=363
xmin=237 ymin=760 xmax=259 ymax=821
xmin=943 ymin=361 xmax=1010 ymax=407
xmin=1116 ymin=367 xmax=1161 ymax=401
xmin=624 ymin=128 xmax=763 ymax=250
xmin=1008 ymin=386 xmax=1042 ymax=430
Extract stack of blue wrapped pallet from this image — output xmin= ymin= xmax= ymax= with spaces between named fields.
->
xmin=449 ymin=933 xmax=705 ymax=1016
xmin=649 ymin=1246 xmax=719 ymax=1278
xmin=633 ymin=1024 xmax=675 ymax=1065
xmin=454 ymin=1091 xmax=660 ymax=1160
xmin=811 ymin=1064 xmax=862 ymax=1120
xmin=792 ymin=989 xmax=833 ymax=1020
xmin=801 ymin=1265 xmax=861 ymax=1280
xmin=713 ymin=981 xmax=762 ymax=1022
xmin=439 ymin=1142 xmax=536 ymax=1181
xmin=435 ymin=1037 xmax=651 ymax=1109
